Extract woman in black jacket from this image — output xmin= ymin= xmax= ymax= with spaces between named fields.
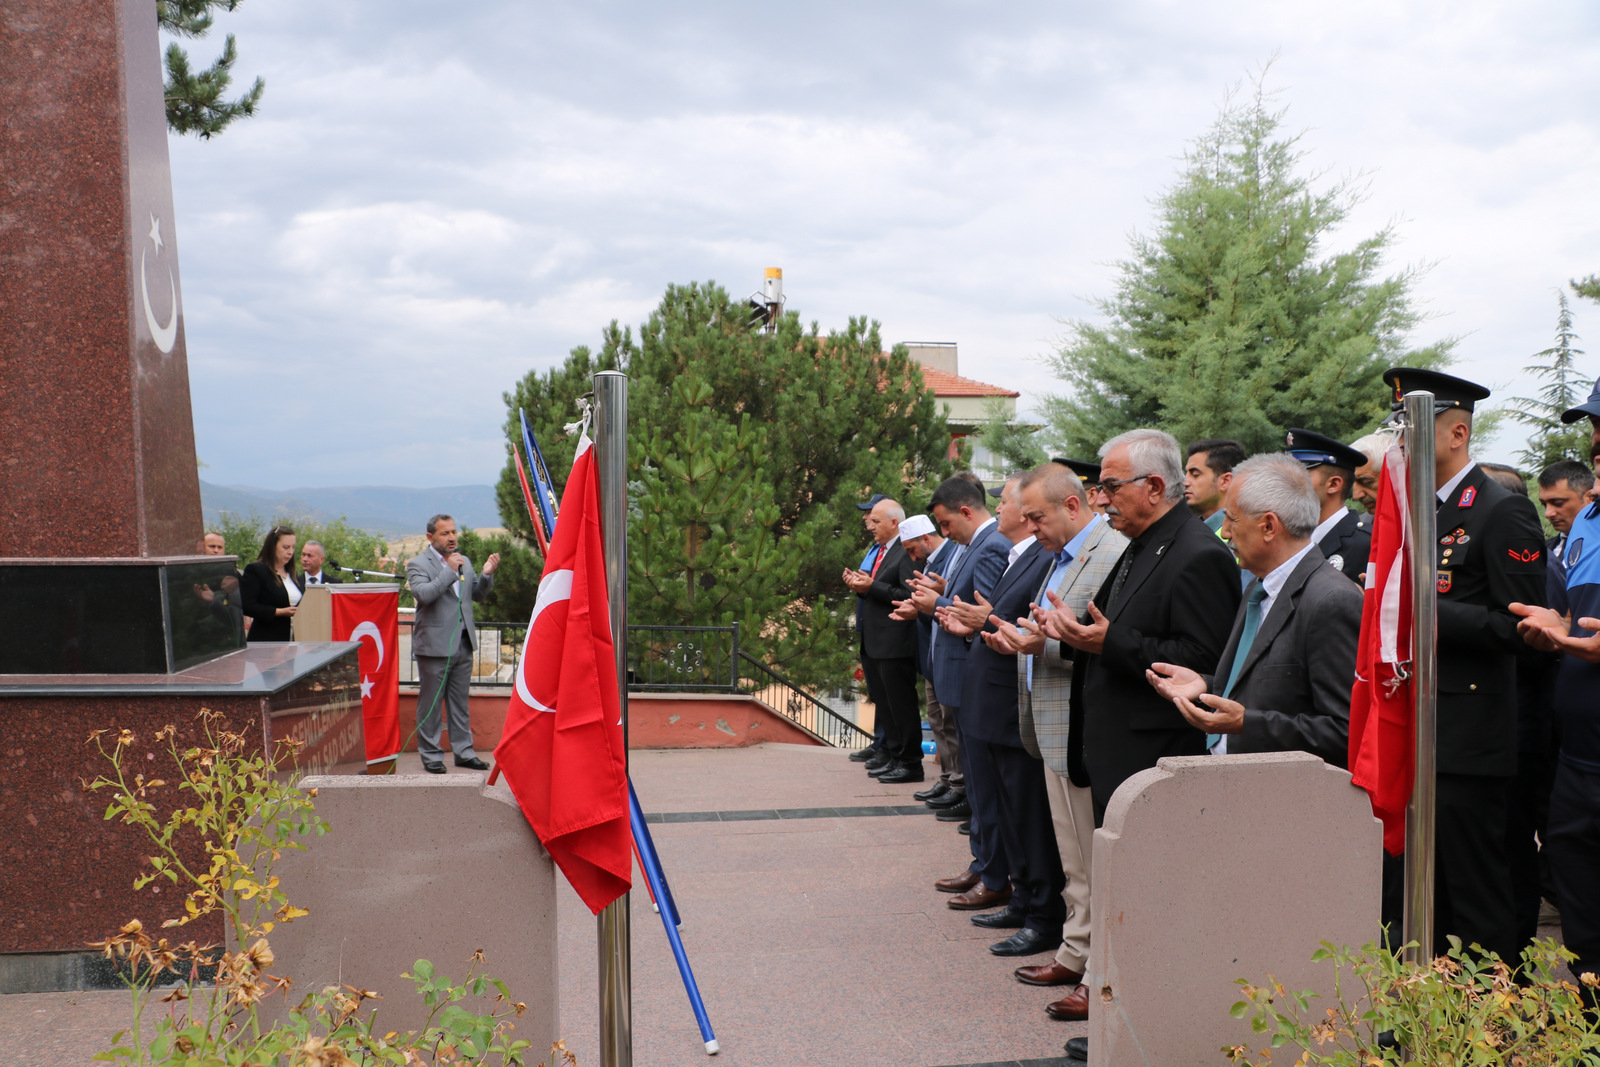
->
xmin=240 ymin=525 xmax=302 ymax=642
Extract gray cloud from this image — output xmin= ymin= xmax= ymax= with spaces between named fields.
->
xmin=171 ymin=0 xmax=1600 ymax=487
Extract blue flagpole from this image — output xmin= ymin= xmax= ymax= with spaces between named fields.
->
xmin=630 ymin=781 xmax=681 ymax=929
xmin=628 ymin=788 xmax=718 ymax=1054
xmin=519 ymin=408 xmax=559 ymax=536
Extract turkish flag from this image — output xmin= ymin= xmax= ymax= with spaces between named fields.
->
xmin=495 ymin=429 xmax=631 ymax=914
xmin=331 ymin=588 xmax=402 ymax=765
xmin=1348 ymin=442 xmax=1415 ymax=855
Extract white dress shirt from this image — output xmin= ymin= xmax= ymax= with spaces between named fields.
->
xmin=1212 ymin=541 xmax=1315 ymax=755
xmin=1437 ymin=461 xmax=1476 ymax=505
xmin=1005 ymin=534 xmax=1037 ymax=572
xmin=1311 ymin=510 xmax=1346 ymax=546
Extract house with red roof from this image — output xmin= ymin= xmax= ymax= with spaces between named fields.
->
xmin=903 ymin=342 xmax=1024 ymax=481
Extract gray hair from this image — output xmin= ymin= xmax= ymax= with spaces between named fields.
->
xmin=426 ymin=513 xmax=454 ymax=535
xmin=302 ymin=540 xmax=325 ymax=553
xmin=877 ymin=499 xmax=906 ymax=522
xmin=1350 ymin=430 xmax=1399 ymax=470
xmin=1232 ymin=454 xmax=1319 ymax=539
xmin=1018 ymin=463 xmax=1086 ymax=505
xmin=1100 ymin=429 xmax=1185 ymax=503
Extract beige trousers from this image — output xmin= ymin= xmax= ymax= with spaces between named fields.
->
xmin=1044 ymin=764 xmax=1094 ymax=974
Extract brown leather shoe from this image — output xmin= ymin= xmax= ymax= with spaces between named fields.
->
xmin=934 ymin=870 xmax=981 ymax=894
xmin=1046 ymin=985 xmax=1089 ymax=1021
xmin=947 ymin=882 xmax=1011 ymax=911
xmin=1015 ymin=961 xmax=1083 ymax=987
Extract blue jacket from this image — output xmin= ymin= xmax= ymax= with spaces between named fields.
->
xmin=961 ymin=542 xmax=1052 ymax=747
xmin=917 ymin=538 xmax=960 ymax=680
xmin=928 ymin=520 xmax=1010 ymax=707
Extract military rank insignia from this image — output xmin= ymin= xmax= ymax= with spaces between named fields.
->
xmin=1459 ymin=486 xmax=1476 ymax=508
xmin=1437 ymin=570 xmax=1452 ymax=593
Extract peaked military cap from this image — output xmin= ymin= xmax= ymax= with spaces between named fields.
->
xmin=1285 ymin=428 xmax=1367 ymax=472
xmin=1052 ymin=457 xmax=1102 ymax=484
xmin=1381 ymin=367 xmax=1491 ymax=414
xmin=1561 ymin=375 xmax=1600 ymax=425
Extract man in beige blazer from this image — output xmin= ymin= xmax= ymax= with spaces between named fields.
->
xmin=984 ymin=462 xmax=1126 ymax=1022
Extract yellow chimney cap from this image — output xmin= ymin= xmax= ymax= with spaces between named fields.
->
xmin=764 ymin=267 xmax=782 ymax=279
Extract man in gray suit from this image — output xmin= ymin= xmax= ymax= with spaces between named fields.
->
xmin=1146 ymin=453 xmax=1362 ymax=767
xmin=406 ymin=513 xmax=501 ymax=774
xmin=986 ymin=462 xmax=1127 ymax=1020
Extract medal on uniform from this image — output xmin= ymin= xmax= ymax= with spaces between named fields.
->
xmin=1437 ymin=570 xmax=1452 ymax=593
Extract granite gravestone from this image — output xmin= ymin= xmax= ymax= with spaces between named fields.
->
xmin=0 ymin=0 xmax=366 ymax=989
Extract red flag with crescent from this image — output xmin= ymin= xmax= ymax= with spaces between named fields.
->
xmin=330 ymin=588 xmax=402 ymax=765
xmin=494 ymin=429 xmax=631 ymax=914
xmin=1348 ymin=443 xmax=1415 ymax=855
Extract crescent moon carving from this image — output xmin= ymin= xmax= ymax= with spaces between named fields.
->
xmin=139 ymin=246 xmax=179 ymax=354
xmin=350 ymin=621 xmax=385 ymax=670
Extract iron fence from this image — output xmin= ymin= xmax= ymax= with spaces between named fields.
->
xmin=737 ymin=652 xmax=874 ymax=750
xmin=627 ymin=624 xmax=739 ymax=691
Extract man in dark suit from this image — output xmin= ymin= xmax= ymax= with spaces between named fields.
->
xmin=1147 ymin=453 xmax=1362 ymax=767
xmin=299 ymin=540 xmax=343 ymax=587
xmin=1380 ymin=368 xmax=1548 ymax=963
xmin=1041 ymin=428 xmax=1242 ymax=820
xmin=897 ymin=514 xmax=965 ymax=805
xmin=904 ymin=476 xmax=1013 ymax=908
xmin=844 ymin=498 xmax=922 ymax=783
xmin=939 ymin=481 xmax=1057 ymax=956
xmin=1285 ymin=428 xmax=1371 ymax=585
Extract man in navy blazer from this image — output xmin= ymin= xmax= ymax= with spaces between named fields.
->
xmin=943 ymin=513 xmax=1057 ymax=957
xmin=900 ymin=514 xmax=964 ymax=803
xmin=902 ymin=476 xmax=1012 ymax=909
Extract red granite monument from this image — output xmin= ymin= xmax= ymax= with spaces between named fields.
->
xmin=0 ymin=0 xmax=365 ymax=991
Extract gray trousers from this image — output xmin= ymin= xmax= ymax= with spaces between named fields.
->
xmin=925 ymin=678 xmax=963 ymax=789
xmin=415 ymin=632 xmax=477 ymax=762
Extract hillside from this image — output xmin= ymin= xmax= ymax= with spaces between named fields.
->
xmin=200 ymin=481 xmax=501 ymax=538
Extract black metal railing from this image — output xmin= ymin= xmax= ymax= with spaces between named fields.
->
xmin=737 ymin=652 xmax=874 ymax=750
xmin=397 ymin=621 xmax=526 ymax=687
xmin=627 ymin=624 xmax=739 ymax=691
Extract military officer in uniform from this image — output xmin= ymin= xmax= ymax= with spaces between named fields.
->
xmin=1379 ymin=368 xmax=1549 ymax=964
xmin=1286 ymin=428 xmax=1372 ymax=584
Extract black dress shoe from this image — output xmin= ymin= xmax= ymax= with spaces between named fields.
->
xmin=421 ymin=760 xmax=446 ymax=774
xmin=879 ymin=763 xmax=924 ymax=783
xmin=957 ymin=820 xmax=971 ymax=835
xmin=934 ymin=799 xmax=971 ymax=821
xmin=849 ymin=746 xmax=883 ymax=763
xmin=927 ymin=789 xmax=968 ymax=809
xmin=971 ymin=904 xmax=1027 ymax=929
xmin=454 ymin=756 xmax=490 ymax=770
xmin=866 ymin=759 xmax=899 ymax=778
xmin=1065 ymin=1037 xmax=1088 ymax=1062
xmin=913 ymin=782 xmax=950 ymax=802
xmin=989 ymin=927 xmax=1061 ymax=957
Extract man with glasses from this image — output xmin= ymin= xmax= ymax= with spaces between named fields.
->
xmin=1036 ymin=428 xmax=1242 ymax=821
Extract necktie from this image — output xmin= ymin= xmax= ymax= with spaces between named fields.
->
xmin=870 ymin=546 xmax=887 ymax=578
xmin=1210 ymin=581 xmax=1269 ymax=750
xmin=1103 ymin=543 xmax=1139 ymax=613
xmin=1026 ymin=549 xmax=1073 ymax=692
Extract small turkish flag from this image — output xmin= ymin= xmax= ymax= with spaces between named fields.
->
xmin=495 ymin=429 xmax=631 ymax=914
xmin=331 ymin=588 xmax=401 ymax=765
xmin=1348 ymin=442 xmax=1416 ymax=856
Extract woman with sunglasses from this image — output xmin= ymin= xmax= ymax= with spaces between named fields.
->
xmin=240 ymin=524 xmax=302 ymax=642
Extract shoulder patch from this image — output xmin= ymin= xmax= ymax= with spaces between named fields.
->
xmin=1328 ymin=554 xmax=1345 ymax=572
xmin=1506 ymin=539 xmax=1545 ymax=573
xmin=1570 ymin=538 xmax=1584 ymax=567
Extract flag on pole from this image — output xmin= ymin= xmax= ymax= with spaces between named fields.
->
xmin=330 ymin=588 xmax=402 ymax=765
xmin=495 ymin=428 xmax=632 ymax=914
xmin=1348 ymin=442 xmax=1415 ymax=855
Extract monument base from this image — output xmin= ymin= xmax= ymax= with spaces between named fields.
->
xmin=0 ymin=642 xmax=367 ymax=988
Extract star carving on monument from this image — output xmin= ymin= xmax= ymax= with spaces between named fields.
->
xmin=360 ymin=674 xmax=375 ymax=700
xmin=147 ymin=213 xmax=163 ymax=253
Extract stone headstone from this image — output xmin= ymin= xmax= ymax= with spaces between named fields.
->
xmin=1 ymin=0 xmax=202 ymax=558
xmin=1087 ymin=752 xmax=1381 ymax=1067
xmin=267 ymin=776 xmax=560 ymax=1051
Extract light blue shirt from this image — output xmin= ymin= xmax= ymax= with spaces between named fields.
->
xmin=1026 ymin=514 xmax=1104 ymax=691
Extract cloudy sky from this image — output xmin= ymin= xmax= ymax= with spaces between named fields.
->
xmin=169 ymin=0 xmax=1600 ymax=490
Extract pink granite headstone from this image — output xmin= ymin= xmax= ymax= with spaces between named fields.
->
xmin=0 ymin=0 xmax=203 ymax=558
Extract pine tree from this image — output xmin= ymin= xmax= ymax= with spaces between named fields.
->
xmin=498 ymin=281 xmax=954 ymax=686
xmin=974 ymin=398 xmax=1047 ymax=470
xmin=1508 ymin=292 xmax=1591 ymax=471
xmin=1576 ymin=274 xmax=1600 ymax=305
xmin=1042 ymin=76 xmax=1450 ymax=456
xmin=158 ymin=0 xmax=264 ymax=138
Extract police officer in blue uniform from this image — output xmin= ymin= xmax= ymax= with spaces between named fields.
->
xmin=1380 ymin=368 xmax=1548 ymax=965
xmin=1285 ymin=428 xmax=1372 ymax=584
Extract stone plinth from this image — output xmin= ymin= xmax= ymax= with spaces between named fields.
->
xmin=1087 ymin=752 xmax=1381 ymax=1067
xmin=0 ymin=0 xmax=201 ymax=558
xmin=0 ymin=643 xmax=364 ymax=964
xmin=266 ymin=775 xmax=559 ymax=1052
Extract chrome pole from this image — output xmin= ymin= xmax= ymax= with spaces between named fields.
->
xmin=1401 ymin=390 xmax=1438 ymax=965
xmin=594 ymin=369 xmax=631 ymax=1067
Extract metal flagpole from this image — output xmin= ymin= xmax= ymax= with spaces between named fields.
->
xmin=1401 ymin=389 xmax=1439 ymax=964
xmin=594 ymin=370 xmax=632 ymax=1067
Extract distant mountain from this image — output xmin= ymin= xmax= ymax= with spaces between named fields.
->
xmin=200 ymin=481 xmax=501 ymax=538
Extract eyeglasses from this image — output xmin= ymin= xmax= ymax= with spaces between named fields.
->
xmin=1097 ymin=474 xmax=1152 ymax=495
